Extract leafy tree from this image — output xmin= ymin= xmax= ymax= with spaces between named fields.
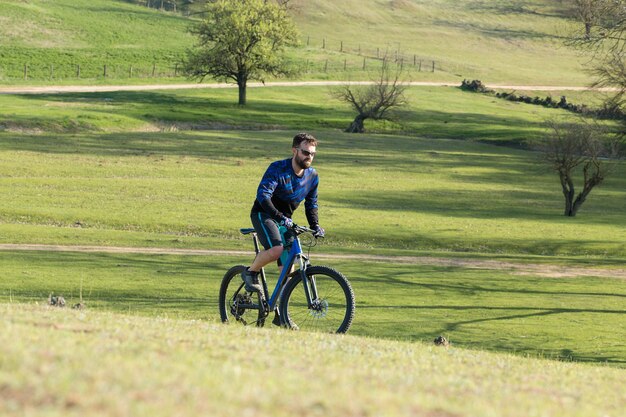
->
xmin=182 ymin=0 xmax=298 ymax=105
xmin=540 ymin=120 xmax=624 ymax=217
xmin=332 ymin=62 xmax=408 ymax=133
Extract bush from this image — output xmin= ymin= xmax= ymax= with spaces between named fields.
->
xmin=460 ymin=79 xmax=493 ymax=93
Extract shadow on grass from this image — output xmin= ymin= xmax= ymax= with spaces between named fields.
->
xmin=463 ymin=1 xmax=566 ymax=19
xmin=11 ymin=90 xmax=346 ymax=130
xmin=431 ymin=18 xmax=565 ymax=41
xmin=6 ymin=89 xmax=558 ymax=146
xmin=357 ymin=269 xmax=626 ymax=299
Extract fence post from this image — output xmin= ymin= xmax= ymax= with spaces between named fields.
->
xmin=322 ymin=38 xmax=325 ymax=49
xmin=307 ymin=36 xmax=310 ymax=46
xmin=363 ymin=57 xmax=366 ymax=70
xmin=344 ymin=58 xmax=346 ymax=70
xmin=104 ymin=64 xmax=107 ymax=77
xmin=432 ymin=61 xmax=435 ymax=72
xmin=129 ymin=65 xmax=133 ymax=78
xmin=152 ymin=63 xmax=156 ymax=77
xmin=340 ymin=41 xmax=343 ymax=52
xmin=77 ymin=65 xmax=81 ymax=78
xmin=324 ymin=59 xmax=328 ymax=72
xmin=24 ymin=64 xmax=28 ymax=80
xmin=50 ymin=64 xmax=54 ymax=79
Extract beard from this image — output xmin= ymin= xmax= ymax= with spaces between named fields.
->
xmin=295 ymin=155 xmax=312 ymax=170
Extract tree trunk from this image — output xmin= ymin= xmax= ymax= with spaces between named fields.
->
xmin=237 ymin=81 xmax=247 ymax=105
xmin=571 ymin=169 xmax=603 ymax=216
xmin=585 ymin=22 xmax=592 ymax=39
xmin=564 ymin=193 xmax=576 ymax=216
xmin=560 ymin=172 xmax=576 ymax=217
xmin=345 ymin=114 xmax=366 ymax=133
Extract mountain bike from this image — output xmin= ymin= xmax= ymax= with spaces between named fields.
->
xmin=218 ymin=224 xmax=355 ymax=334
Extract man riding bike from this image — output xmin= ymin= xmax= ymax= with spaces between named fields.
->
xmin=241 ymin=132 xmax=325 ymax=294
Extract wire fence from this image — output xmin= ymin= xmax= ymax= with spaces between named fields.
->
xmin=0 ymin=35 xmax=477 ymax=81
xmin=300 ymin=34 xmax=478 ymax=76
xmin=0 ymin=63 xmax=183 ymax=81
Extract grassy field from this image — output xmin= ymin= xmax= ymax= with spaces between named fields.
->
xmin=0 ymin=0 xmax=192 ymax=80
xmin=1 ymin=303 xmax=624 ymax=417
xmin=0 ymin=84 xmax=605 ymax=142
xmin=1 ymin=250 xmax=625 ymax=366
xmin=1 ymin=1 xmax=624 ymax=414
xmin=0 ymin=0 xmax=593 ymax=85
xmin=1 ymin=85 xmax=624 ymax=258
xmin=0 ymin=85 xmax=625 ymax=367
xmin=1 ymin=126 xmax=625 ymax=257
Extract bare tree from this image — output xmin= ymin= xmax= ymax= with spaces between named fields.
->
xmin=571 ymin=0 xmax=606 ymax=38
xmin=332 ymin=62 xmax=408 ymax=133
xmin=540 ymin=120 xmax=624 ymax=216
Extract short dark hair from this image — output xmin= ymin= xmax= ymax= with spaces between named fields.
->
xmin=292 ymin=132 xmax=318 ymax=148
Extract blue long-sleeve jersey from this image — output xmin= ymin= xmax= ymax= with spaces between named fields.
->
xmin=252 ymin=158 xmax=319 ymax=227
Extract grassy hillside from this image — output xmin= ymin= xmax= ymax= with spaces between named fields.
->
xmin=1 ymin=128 xmax=624 ymax=258
xmin=1 ymin=250 xmax=625 ymax=365
xmin=0 ymin=85 xmax=587 ymax=143
xmin=1 ymin=303 xmax=624 ymax=417
xmin=0 ymin=0 xmax=592 ymax=85
xmin=1 ymin=85 xmax=624 ymax=258
xmin=0 ymin=0 xmax=193 ymax=80
xmin=290 ymin=0 xmax=590 ymax=85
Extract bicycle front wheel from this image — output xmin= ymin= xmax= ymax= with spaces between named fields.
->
xmin=280 ymin=266 xmax=355 ymax=334
xmin=218 ymin=265 xmax=265 ymax=327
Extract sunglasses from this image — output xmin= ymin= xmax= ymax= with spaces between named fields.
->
xmin=297 ymin=148 xmax=316 ymax=157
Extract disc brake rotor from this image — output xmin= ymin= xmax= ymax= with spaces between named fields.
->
xmin=309 ymin=299 xmax=329 ymax=319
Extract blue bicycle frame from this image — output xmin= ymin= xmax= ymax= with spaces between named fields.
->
xmin=244 ymin=225 xmax=318 ymax=314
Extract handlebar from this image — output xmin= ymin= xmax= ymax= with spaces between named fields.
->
xmin=292 ymin=224 xmax=323 ymax=238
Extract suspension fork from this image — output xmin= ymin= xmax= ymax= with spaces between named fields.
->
xmin=297 ymin=254 xmax=319 ymax=307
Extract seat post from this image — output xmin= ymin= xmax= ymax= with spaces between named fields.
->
xmin=252 ymin=233 xmax=261 ymax=255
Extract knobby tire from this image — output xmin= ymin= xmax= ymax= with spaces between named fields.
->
xmin=279 ymin=265 xmax=355 ymax=334
xmin=218 ymin=264 xmax=265 ymax=327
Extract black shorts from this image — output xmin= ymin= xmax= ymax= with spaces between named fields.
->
xmin=250 ymin=211 xmax=295 ymax=266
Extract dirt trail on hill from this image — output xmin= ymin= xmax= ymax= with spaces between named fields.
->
xmin=0 ymin=81 xmax=617 ymax=95
xmin=1 ymin=243 xmax=624 ymax=279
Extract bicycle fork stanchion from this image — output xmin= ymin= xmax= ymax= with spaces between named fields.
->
xmin=296 ymin=254 xmax=317 ymax=308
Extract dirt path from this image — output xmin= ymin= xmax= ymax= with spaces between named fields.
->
xmin=0 ymin=81 xmax=616 ymax=95
xmin=1 ymin=243 xmax=624 ymax=279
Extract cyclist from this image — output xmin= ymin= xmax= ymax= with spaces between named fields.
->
xmin=241 ymin=132 xmax=325 ymax=294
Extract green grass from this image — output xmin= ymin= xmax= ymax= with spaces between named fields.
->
xmin=1 ymin=1 xmax=624 ymax=410
xmin=1 ymin=249 xmax=625 ymax=366
xmin=0 ymin=85 xmax=593 ymax=143
xmin=1 ymin=302 xmax=625 ymax=417
xmin=0 ymin=0 xmax=192 ymax=80
xmin=0 ymin=0 xmax=595 ymax=85
xmin=0 ymin=105 xmax=626 ymax=259
xmin=290 ymin=0 xmax=591 ymax=85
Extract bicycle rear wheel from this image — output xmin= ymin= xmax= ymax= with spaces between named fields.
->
xmin=280 ymin=266 xmax=355 ymax=334
xmin=218 ymin=265 xmax=265 ymax=327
